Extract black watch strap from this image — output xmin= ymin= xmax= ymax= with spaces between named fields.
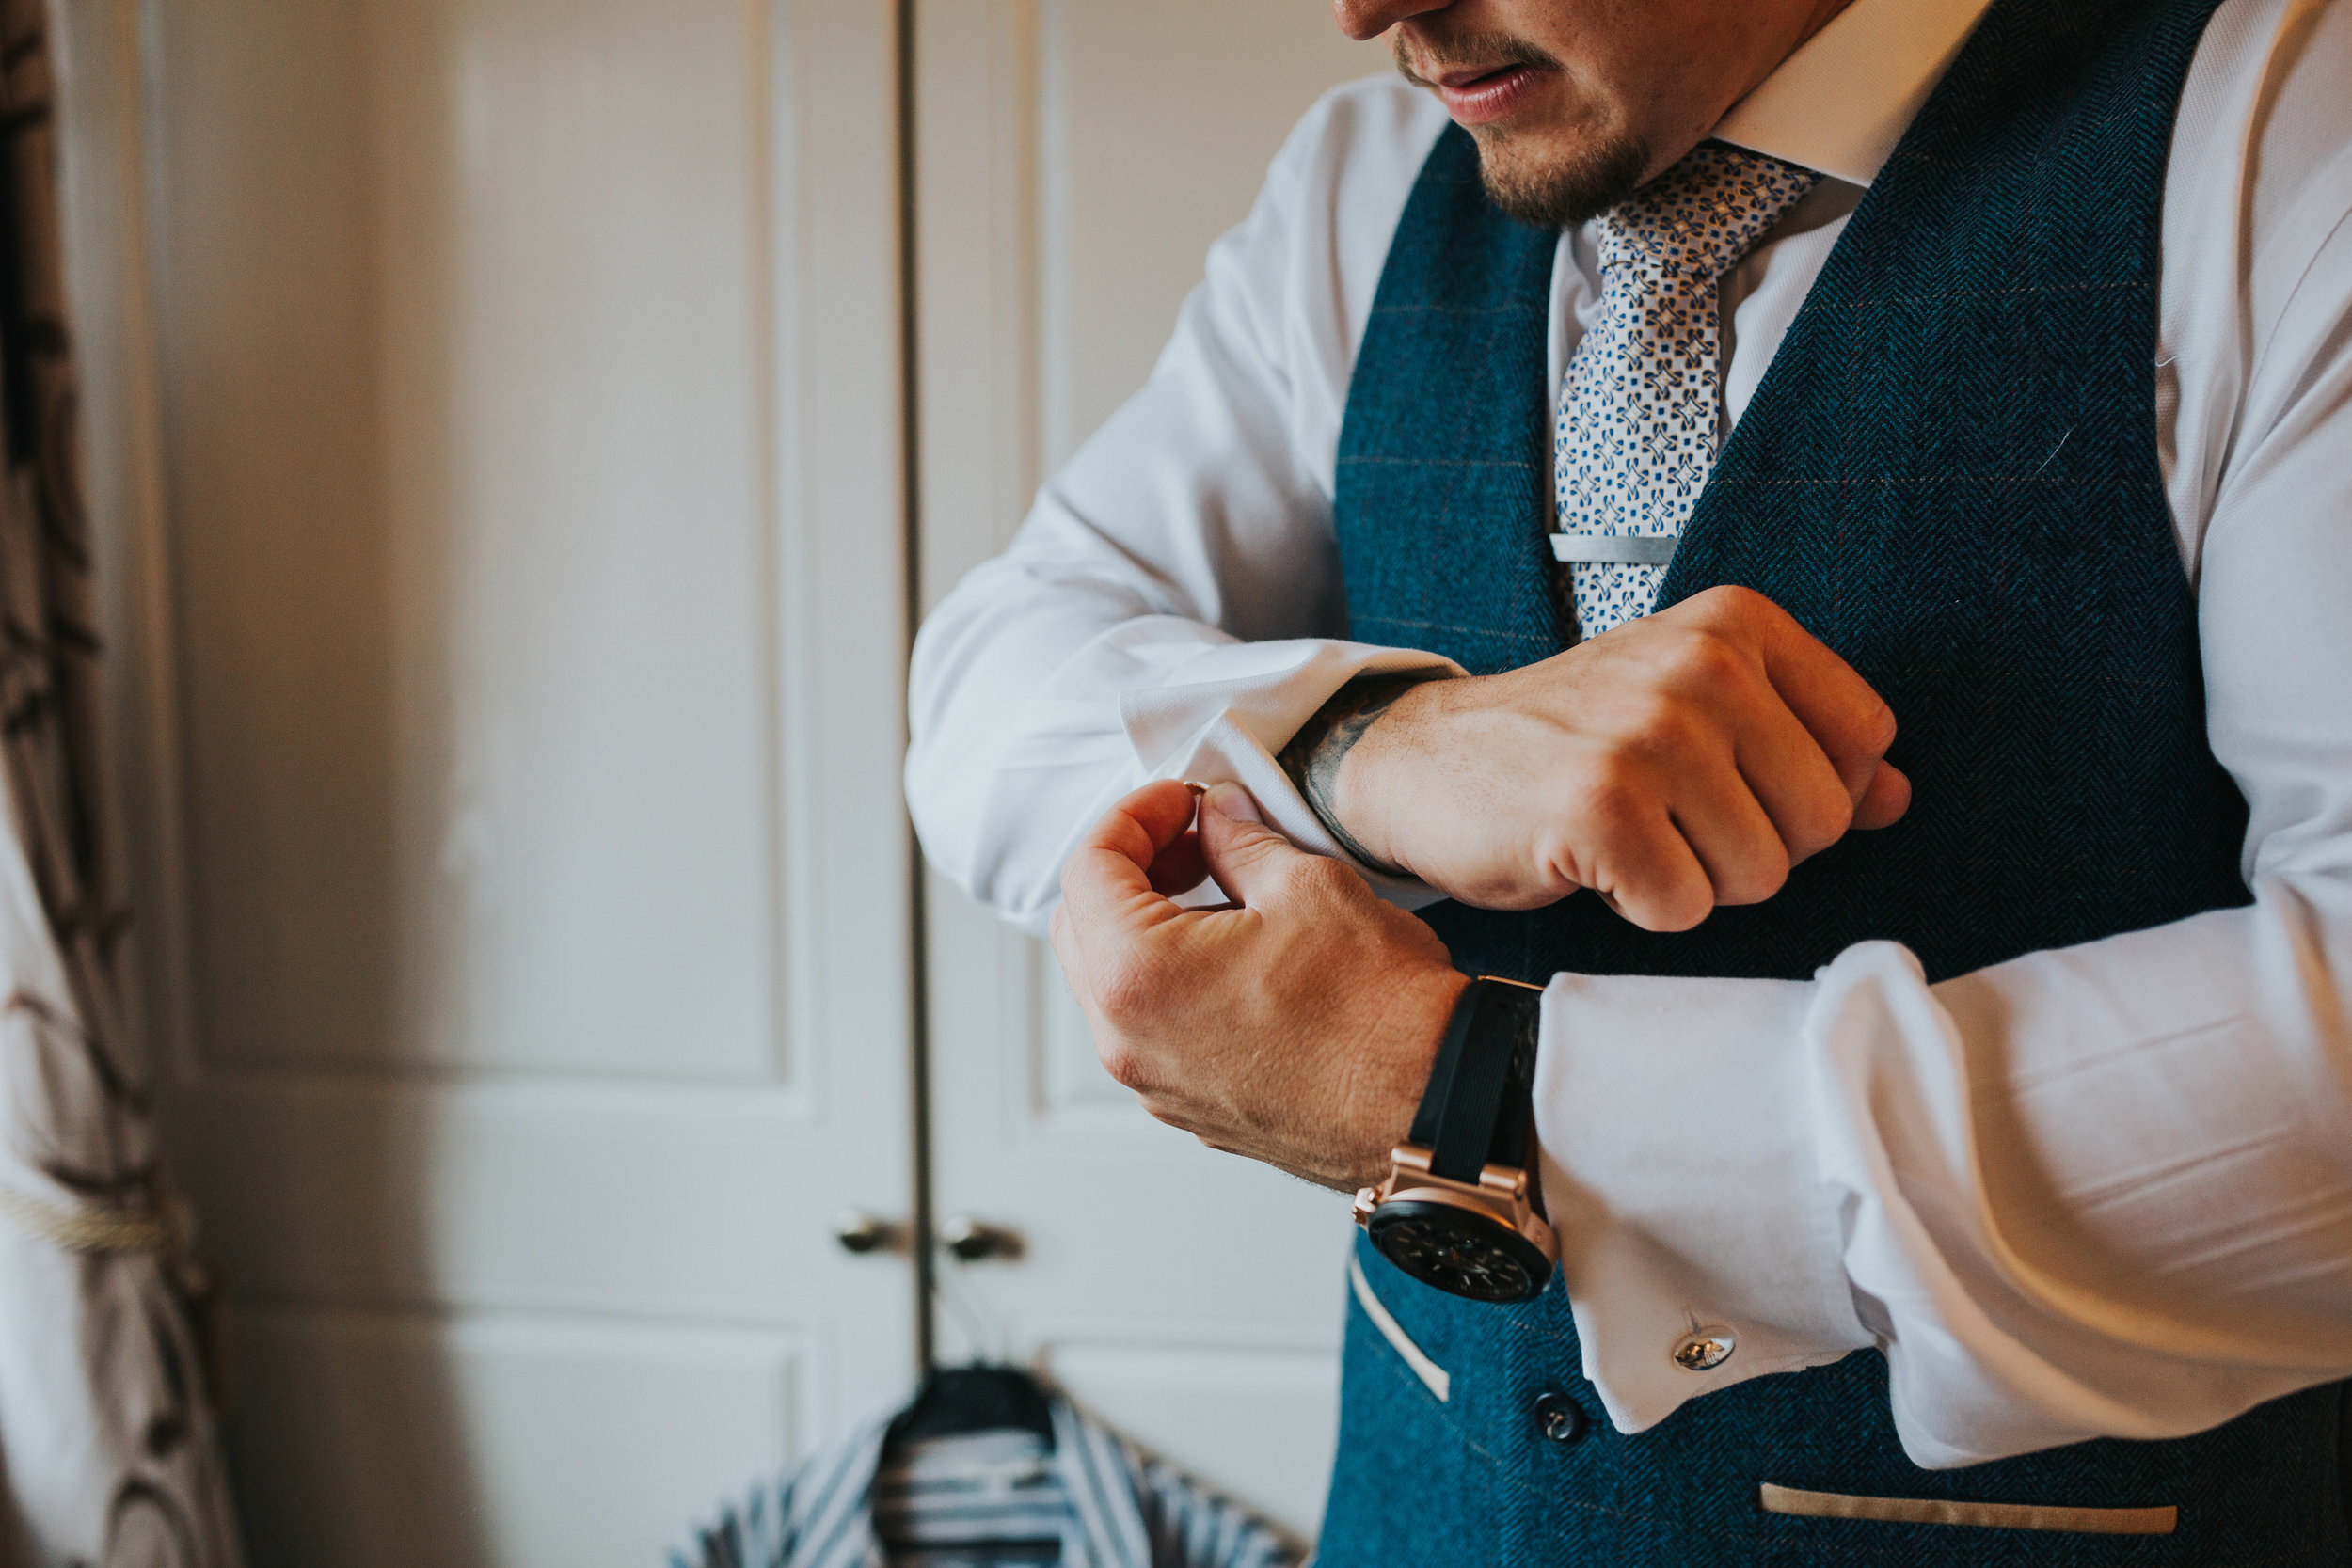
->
xmin=1408 ymin=977 xmax=1543 ymax=1183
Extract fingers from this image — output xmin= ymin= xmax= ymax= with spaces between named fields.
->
xmin=1724 ymin=590 xmax=1899 ymax=804
xmin=1589 ymin=800 xmax=1716 ymax=932
xmin=1852 ymin=759 xmax=1912 ymax=831
xmin=1665 ymin=767 xmax=1791 ymax=908
xmin=1602 ymin=589 xmax=1903 ymax=925
xmin=1146 ymin=831 xmax=1209 ymax=896
xmin=1196 ymin=783 xmax=1321 ymax=909
xmin=1058 ymin=779 xmax=1201 ymax=936
xmin=1671 ymin=729 xmax=1907 ymax=915
xmin=1730 ymin=691 xmax=1862 ymax=865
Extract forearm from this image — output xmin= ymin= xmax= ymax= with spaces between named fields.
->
xmin=1535 ymin=880 xmax=2352 ymax=1466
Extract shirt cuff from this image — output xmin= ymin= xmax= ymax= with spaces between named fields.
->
xmin=1534 ymin=966 xmax=1875 ymax=1435
xmin=1113 ymin=630 xmax=1461 ymax=905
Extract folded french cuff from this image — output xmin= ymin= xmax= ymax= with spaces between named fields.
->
xmin=1115 ymin=636 xmax=1461 ymax=904
xmin=1534 ymin=970 xmax=1875 ymax=1435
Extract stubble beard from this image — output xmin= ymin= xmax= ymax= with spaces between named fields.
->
xmin=1393 ymin=30 xmax=1653 ymax=228
xmin=1471 ymin=124 xmax=1653 ymax=228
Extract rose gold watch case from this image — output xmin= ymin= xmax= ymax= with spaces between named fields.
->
xmin=1353 ymin=1141 xmax=1559 ymax=1267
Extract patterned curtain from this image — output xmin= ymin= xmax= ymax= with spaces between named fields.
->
xmin=0 ymin=0 xmax=245 ymax=1561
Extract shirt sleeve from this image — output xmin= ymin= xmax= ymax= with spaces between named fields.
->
xmin=1534 ymin=55 xmax=2352 ymax=1465
xmin=905 ymin=80 xmax=1456 ymax=935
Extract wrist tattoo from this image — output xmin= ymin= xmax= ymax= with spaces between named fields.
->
xmin=1277 ymin=673 xmax=1443 ymax=876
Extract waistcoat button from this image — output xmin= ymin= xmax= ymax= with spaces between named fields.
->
xmin=1534 ymin=1392 xmax=1585 ymax=1444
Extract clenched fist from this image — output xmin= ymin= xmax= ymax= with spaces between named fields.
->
xmin=1303 ymin=586 xmax=1910 ymax=929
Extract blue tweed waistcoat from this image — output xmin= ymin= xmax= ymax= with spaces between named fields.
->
xmin=1314 ymin=0 xmax=2352 ymax=1561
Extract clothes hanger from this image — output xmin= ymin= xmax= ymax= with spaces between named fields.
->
xmin=877 ymin=1367 xmax=1064 ymax=1565
xmin=896 ymin=1225 xmax=1055 ymax=1446
xmin=889 ymin=1364 xmax=1057 ymax=1447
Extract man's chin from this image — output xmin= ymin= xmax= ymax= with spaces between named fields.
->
xmin=1474 ymin=129 xmax=1653 ymax=228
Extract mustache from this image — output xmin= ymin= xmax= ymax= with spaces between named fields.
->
xmin=1391 ymin=29 xmax=1565 ymax=87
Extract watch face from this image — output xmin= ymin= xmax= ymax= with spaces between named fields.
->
xmin=1366 ymin=1199 xmax=1551 ymax=1304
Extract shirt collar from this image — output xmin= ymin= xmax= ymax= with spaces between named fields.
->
xmin=1709 ymin=0 xmax=1997 ymax=186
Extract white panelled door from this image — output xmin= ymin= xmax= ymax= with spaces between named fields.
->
xmin=75 ymin=0 xmax=918 ymax=1563
xmin=914 ymin=1 xmax=1390 ymax=1542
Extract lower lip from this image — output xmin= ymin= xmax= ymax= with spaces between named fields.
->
xmin=1435 ymin=65 xmax=1543 ymax=126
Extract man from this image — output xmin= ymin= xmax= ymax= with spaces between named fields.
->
xmin=907 ymin=0 xmax=2352 ymax=1560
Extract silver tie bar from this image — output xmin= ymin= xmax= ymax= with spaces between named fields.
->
xmin=1550 ymin=531 xmax=1679 ymax=565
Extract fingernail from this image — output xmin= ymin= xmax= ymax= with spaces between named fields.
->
xmin=1205 ymin=782 xmax=1263 ymax=824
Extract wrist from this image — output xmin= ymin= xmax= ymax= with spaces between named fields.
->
xmin=1276 ymin=671 xmax=1450 ymax=877
xmin=1326 ymin=675 xmax=1447 ymax=876
xmin=1339 ymin=964 xmax=1471 ymax=1191
xmin=1353 ymin=974 xmax=1559 ymax=1303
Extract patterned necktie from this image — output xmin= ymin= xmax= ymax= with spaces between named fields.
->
xmin=1553 ymin=143 xmax=1820 ymax=640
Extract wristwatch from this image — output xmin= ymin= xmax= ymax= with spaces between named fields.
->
xmin=1352 ymin=976 xmax=1557 ymax=1303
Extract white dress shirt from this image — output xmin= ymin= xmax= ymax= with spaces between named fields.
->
xmin=905 ymin=0 xmax=2352 ymax=1468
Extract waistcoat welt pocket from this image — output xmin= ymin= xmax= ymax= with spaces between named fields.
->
xmin=1349 ymin=1255 xmax=1450 ymax=1402
xmin=1758 ymin=1482 xmax=2177 ymax=1536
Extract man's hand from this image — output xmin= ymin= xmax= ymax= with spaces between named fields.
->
xmin=1303 ymin=586 xmax=1912 ymax=930
xmin=1050 ymin=779 xmax=1467 ymax=1192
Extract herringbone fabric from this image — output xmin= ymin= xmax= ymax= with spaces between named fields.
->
xmin=1556 ymin=145 xmax=1818 ymax=638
